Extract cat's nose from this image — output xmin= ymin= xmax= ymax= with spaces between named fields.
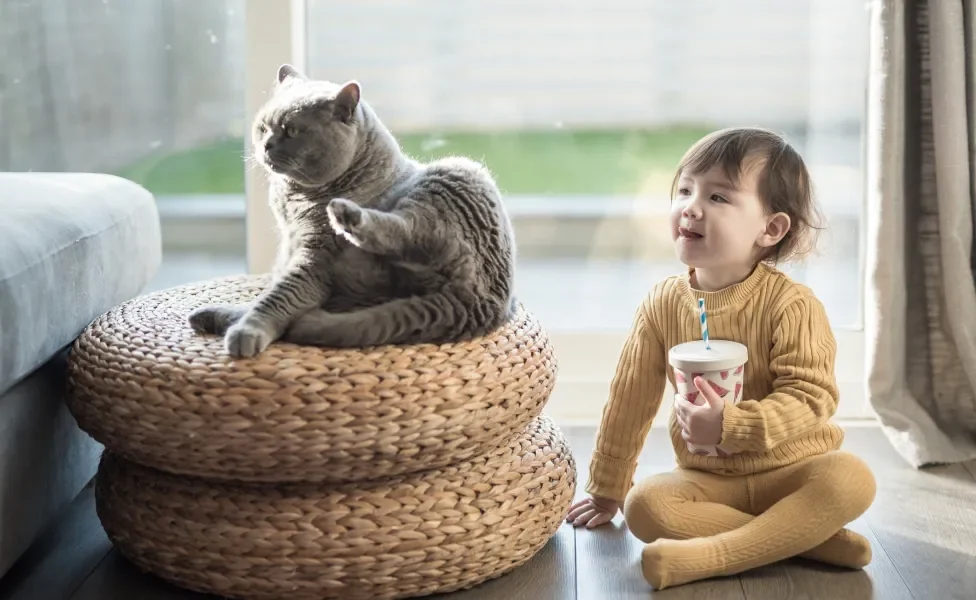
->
xmin=264 ymin=138 xmax=277 ymax=152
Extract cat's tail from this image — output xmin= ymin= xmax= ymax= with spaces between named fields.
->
xmin=282 ymin=292 xmax=511 ymax=348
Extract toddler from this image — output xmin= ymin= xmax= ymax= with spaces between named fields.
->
xmin=566 ymin=127 xmax=877 ymax=589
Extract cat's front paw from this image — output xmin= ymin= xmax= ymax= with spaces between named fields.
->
xmin=224 ymin=320 xmax=275 ymax=358
xmin=327 ymin=198 xmax=364 ymax=246
xmin=188 ymin=304 xmax=247 ymax=335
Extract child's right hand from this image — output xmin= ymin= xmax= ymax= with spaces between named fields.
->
xmin=565 ymin=495 xmax=620 ymax=528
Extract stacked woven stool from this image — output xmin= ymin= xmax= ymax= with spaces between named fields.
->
xmin=65 ymin=275 xmax=576 ymax=600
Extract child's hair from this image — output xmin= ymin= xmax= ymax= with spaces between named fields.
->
xmin=670 ymin=126 xmax=825 ymax=264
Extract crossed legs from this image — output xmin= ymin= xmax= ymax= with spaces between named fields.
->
xmin=622 ymin=451 xmax=877 ymax=589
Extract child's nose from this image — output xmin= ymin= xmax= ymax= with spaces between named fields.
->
xmin=683 ymin=201 xmax=703 ymax=220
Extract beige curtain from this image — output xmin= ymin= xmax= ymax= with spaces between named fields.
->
xmin=866 ymin=0 xmax=976 ymax=467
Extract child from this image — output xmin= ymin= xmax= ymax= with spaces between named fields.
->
xmin=565 ymin=127 xmax=877 ymax=590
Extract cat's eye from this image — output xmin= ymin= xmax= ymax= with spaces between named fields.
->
xmin=284 ymin=124 xmax=299 ymax=138
xmin=257 ymin=123 xmax=268 ymax=135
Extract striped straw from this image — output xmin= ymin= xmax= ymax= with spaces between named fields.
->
xmin=698 ymin=298 xmax=711 ymax=350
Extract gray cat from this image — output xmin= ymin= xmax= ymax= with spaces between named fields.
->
xmin=187 ymin=64 xmax=517 ymax=357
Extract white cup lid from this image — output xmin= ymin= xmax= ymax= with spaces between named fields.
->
xmin=668 ymin=340 xmax=748 ymax=372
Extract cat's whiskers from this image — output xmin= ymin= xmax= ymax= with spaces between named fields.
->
xmin=240 ymin=149 xmax=266 ymax=174
xmin=243 ymin=156 xmax=262 ymax=174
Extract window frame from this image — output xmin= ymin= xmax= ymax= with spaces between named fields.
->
xmin=244 ymin=0 xmax=307 ymax=274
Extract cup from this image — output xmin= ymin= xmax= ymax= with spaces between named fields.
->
xmin=668 ymin=340 xmax=748 ymax=457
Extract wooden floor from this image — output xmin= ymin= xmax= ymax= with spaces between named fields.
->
xmin=1 ymin=426 xmax=974 ymax=600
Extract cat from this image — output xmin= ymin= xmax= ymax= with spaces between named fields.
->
xmin=188 ymin=64 xmax=517 ymax=358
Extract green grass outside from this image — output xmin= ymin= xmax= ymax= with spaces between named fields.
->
xmin=115 ymin=138 xmax=248 ymax=195
xmin=114 ymin=126 xmax=713 ymax=196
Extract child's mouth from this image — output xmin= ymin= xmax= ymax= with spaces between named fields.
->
xmin=678 ymin=227 xmax=703 ymax=239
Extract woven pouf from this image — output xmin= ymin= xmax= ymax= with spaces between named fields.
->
xmin=95 ymin=416 xmax=576 ymax=600
xmin=66 ymin=275 xmax=557 ymax=483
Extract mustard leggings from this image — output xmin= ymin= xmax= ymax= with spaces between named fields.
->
xmin=622 ymin=451 xmax=877 ymax=590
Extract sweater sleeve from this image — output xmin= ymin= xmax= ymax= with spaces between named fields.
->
xmin=585 ymin=296 xmax=667 ymax=502
xmin=719 ymin=295 xmax=839 ymax=454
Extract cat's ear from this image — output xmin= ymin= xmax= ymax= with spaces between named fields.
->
xmin=333 ymin=81 xmax=361 ymax=123
xmin=276 ymin=63 xmax=305 ymax=85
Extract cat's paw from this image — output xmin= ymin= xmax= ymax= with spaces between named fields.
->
xmin=188 ymin=304 xmax=247 ymax=335
xmin=327 ymin=198 xmax=364 ymax=246
xmin=224 ymin=320 xmax=275 ymax=357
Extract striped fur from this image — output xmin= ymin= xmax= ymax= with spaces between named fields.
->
xmin=188 ymin=65 xmax=516 ymax=356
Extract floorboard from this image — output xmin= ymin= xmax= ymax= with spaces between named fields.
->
xmin=446 ymin=525 xmax=576 ymax=600
xmin=842 ymin=427 xmax=976 ymax=600
xmin=70 ymin=550 xmax=216 ymax=600
xmin=0 ymin=483 xmax=112 ymax=600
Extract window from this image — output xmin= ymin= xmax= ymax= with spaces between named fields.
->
xmin=4 ymin=1 xmax=869 ymax=422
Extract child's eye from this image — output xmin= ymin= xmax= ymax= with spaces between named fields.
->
xmin=678 ymin=187 xmax=691 ymax=196
xmin=711 ymin=194 xmax=728 ymax=203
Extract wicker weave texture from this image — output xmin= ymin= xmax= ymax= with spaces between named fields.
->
xmin=66 ymin=275 xmax=557 ymax=483
xmin=96 ymin=416 xmax=576 ymax=600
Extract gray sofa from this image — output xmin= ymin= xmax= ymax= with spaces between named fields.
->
xmin=0 ymin=172 xmax=161 ymax=577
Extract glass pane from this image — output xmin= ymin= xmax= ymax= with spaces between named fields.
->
xmin=306 ymin=0 xmax=867 ymax=331
xmin=2 ymin=0 xmax=248 ymax=292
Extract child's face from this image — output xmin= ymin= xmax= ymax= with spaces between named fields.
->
xmin=669 ymin=161 xmax=785 ymax=272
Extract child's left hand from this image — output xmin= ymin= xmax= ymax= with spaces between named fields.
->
xmin=675 ymin=376 xmax=725 ymax=446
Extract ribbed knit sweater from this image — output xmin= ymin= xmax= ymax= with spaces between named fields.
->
xmin=586 ymin=262 xmax=844 ymax=502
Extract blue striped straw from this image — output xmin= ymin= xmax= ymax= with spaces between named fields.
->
xmin=698 ymin=298 xmax=711 ymax=350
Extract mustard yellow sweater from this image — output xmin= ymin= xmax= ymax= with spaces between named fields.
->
xmin=586 ymin=262 xmax=844 ymax=502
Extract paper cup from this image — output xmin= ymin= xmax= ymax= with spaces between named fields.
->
xmin=668 ymin=340 xmax=748 ymax=457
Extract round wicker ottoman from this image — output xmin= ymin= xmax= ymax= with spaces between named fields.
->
xmin=96 ymin=416 xmax=576 ymax=600
xmin=66 ymin=275 xmax=557 ymax=483
xmin=66 ymin=275 xmax=575 ymax=599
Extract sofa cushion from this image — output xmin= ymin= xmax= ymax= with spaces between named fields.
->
xmin=0 ymin=173 xmax=161 ymax=396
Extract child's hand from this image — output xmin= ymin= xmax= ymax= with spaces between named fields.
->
xmin=675 ymin=376 xmax=725 ymax=446
xmin=566 ymin=495 xmax=620 ymax=528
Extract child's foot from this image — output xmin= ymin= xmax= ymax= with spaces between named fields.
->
xmin=798 ymin=528 xmax=872 ymax=569
xmin=640 ymin=542 xmax=671 ymax=590
xmin=640 ymin=539 xmax=725 ymax=590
